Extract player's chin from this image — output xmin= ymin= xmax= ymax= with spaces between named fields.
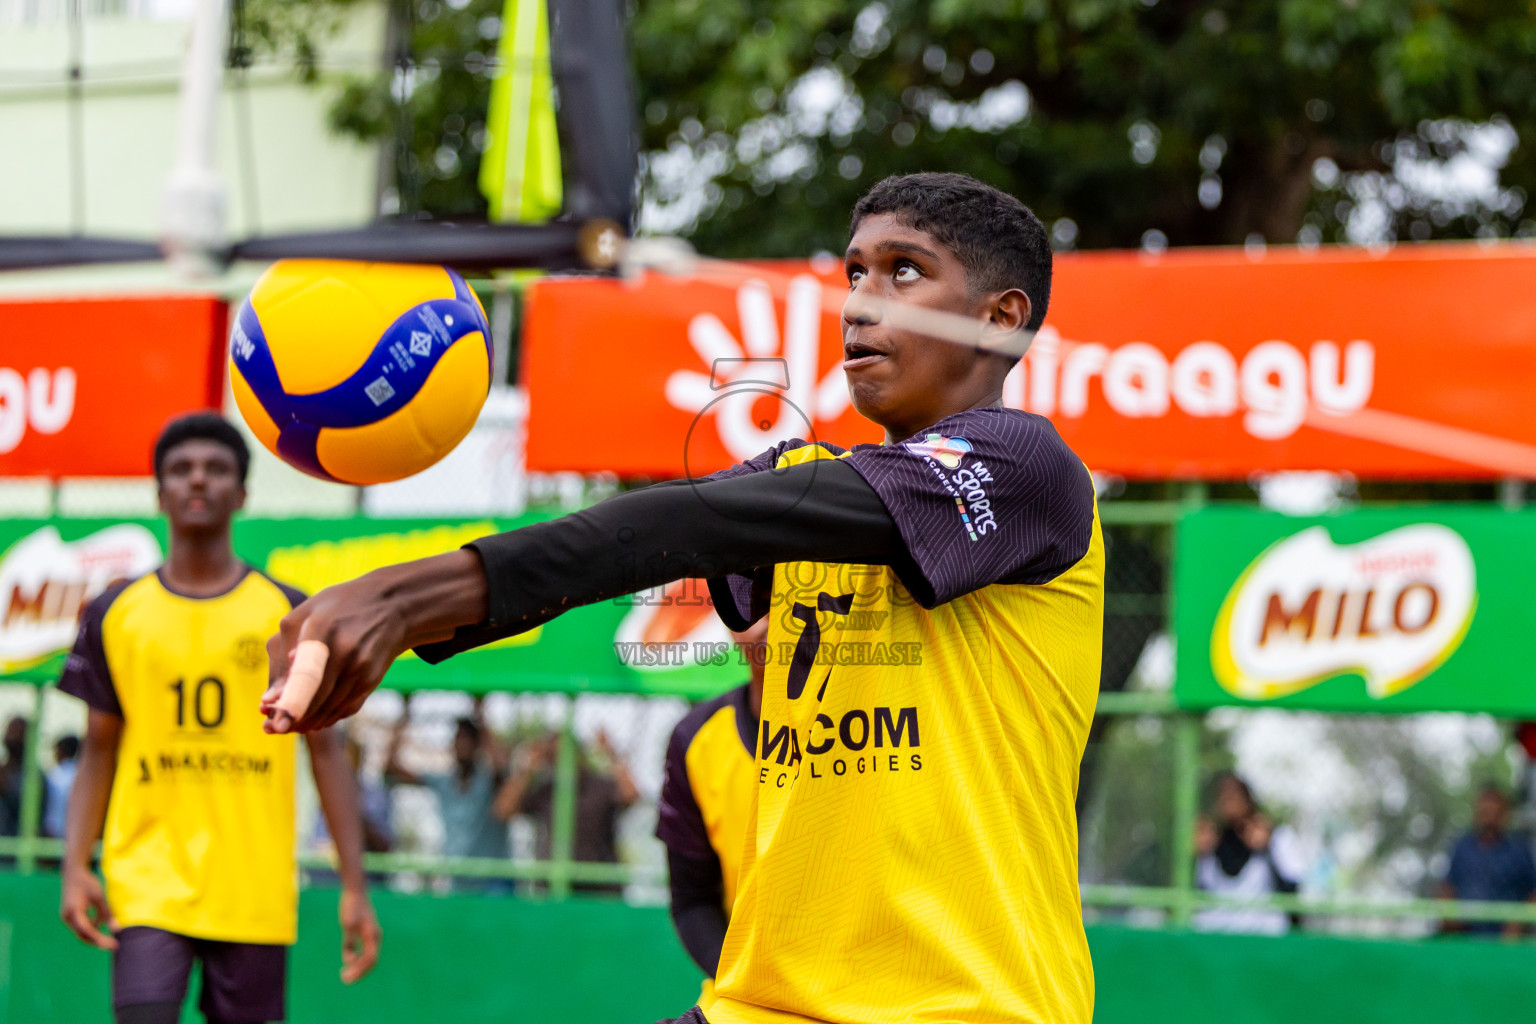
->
xmin=847 ymin=374 xmax=900 ymax=421
xmin=851 ymin=377 xmax=925 ymax=429
xmin=177 ymin=507 xmax=225 ymax=528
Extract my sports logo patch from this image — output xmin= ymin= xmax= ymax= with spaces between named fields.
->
xmin=904 ymin=433 xmax=972 ymax=469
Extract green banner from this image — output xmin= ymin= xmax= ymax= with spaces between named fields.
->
xmin=1175 ymin=507 xmax=1536 ymax=715
xmin=0 ymin=517 xmax=740 ymax=698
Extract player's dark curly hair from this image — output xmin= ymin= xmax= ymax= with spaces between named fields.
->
xmin=153 ymin=411 xmax=250 ymax=486
xmin=850 ymin=172 xmax=1052 ymax=333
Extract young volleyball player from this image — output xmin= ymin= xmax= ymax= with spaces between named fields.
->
xmin=60 ymin=413 xmax=380 ymax=1024
xmin=266 ymin=172 xmax=1104 ymax=1024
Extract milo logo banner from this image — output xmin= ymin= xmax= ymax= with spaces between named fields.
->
xmin=1176 ymin=507 xmax=1536 ymax=715
xmin=0 ymin=524 xmax=162 ymax=674
xmin=0 ymin=517 xmax=740 ymax=698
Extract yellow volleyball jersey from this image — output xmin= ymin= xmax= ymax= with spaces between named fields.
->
xmin=705 ymin=409 xmax=1104 ymax=1024
xmin=59 ymin=568 xmax=305 ymax=945
xmin=658 ymin=683 xmax=760 ymax=1003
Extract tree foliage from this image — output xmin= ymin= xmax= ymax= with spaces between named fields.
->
xmin=302 ymin=0 xmax=1536 ymax=254
xmin=634 ymin=0 xmax=1536 ymax=255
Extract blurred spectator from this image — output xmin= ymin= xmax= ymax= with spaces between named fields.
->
xmin=386 ymin=696 xmax=511 ymax=882
xmin=1192 ymin=772 xmax=1304 ymax=935
xmin=42 ymin=735 xmax=80 ymax=839
xmin=1439 ymin=785 xmax=1536 ymax=938
xmin=495 ymin=728 xmax=638 ymax=894
xmin=0 ymin=716 xmax=27 ymax=836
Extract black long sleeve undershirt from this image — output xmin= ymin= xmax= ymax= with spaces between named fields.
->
xmin=416 ymin=459 xmax=906 ymax=663
xmin=667 ymin=848 xmax=731 ymax=977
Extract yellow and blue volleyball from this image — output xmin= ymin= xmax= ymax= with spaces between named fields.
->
xmin=228 ymin=259 xmax=492 ymax=485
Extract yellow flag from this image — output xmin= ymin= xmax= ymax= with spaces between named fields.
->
xmin=479 ymin=0 xmax=563 ymax=222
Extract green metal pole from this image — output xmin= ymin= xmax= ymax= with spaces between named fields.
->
xmin=16 ymin=683 xmax=46 ymax=875
xmin=1169 ymin=712 xmax=1200 ymax=927
xmin=548 ymin=697 xmax=578 ymax=900
xmin=1166 ymin=481 xmax=1206 ymax=926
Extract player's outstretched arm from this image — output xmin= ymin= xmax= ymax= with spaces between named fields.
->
xmin=60 ymin=709 xmax=121 ymax=951
xmin=307 ymin=729 xmax=382 ymax=984
xmin=263 ymin=549 xmax=490 ymax=732
xmin=265 ymin=460 xmax=901 ymax=733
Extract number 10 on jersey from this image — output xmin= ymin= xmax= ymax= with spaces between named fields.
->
xmin=169 ymin=676 xmax=226 ymax=729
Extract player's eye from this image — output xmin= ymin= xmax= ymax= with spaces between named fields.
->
xmin=846 ymin=265 xmax=866 ymax=287
xmin=893 ymin=261 xmax=922 ymax=282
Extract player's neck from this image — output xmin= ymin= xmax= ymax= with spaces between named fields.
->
xmin=878 ymin=390 xmax=1006 ymax=445
xmin=163 ymin=528 xmax=244 ymax=596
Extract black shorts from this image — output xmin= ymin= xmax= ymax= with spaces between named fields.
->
xmin=656 ymin=1007 xmax=709 ymax=1024
xmin=113 ymin=926 xmax=287 ymax=1023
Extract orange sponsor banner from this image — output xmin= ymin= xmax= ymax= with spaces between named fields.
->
xmin=0 ymin=295 xmax=226 ymax=477
xmin=521 ymin=244 xmax=1536 ymax=479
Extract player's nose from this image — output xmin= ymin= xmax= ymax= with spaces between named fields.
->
xmin=842 ymin=286 xmax=882 ymax=328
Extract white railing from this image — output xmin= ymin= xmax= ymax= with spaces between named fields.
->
xmin=0 ymin=0 xmax=184 ymax=28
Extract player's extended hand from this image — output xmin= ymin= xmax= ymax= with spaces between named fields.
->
xmin=262 ymin=574 xmax=412 ymax=734
xmin=60 ymin=866 xmax=119 ymax=951
xmin=339 ymin=886 xmax=382 ymax=984
xmin=262 ymin=550 xmax=489 ymax=733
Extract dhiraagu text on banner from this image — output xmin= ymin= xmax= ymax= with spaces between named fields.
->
xmin=0 ymin=517 xmax=740 ymax=699
xmin=1175 ymin=507 xmax=1536 ymax=715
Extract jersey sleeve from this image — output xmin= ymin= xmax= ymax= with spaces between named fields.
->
xmin=56 ymin=581 xmax=131 ymax=717
xmin=418 ymin=455 xmax=899 ymax=663
xmin=841 ymin=408 xmax=1096 ymax=607
xmin=704 ymin=438 xmax=844 ymax=629
xmin=702 ymin=437 xmax=825 ymax=481
xmin=255 ymin=569 xmax=307 ymax=609
xmin=655 ymin=705 xmax=717 ymax=862
xmin=708 ymin=568 xmax=771 ymax=632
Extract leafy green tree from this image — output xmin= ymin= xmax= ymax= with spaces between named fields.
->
xmin=240 ymin=0 xmax=373 ymax=81
xmin=296 ymin=1 xmax=1535 ymax=254
xmin=247 ymin=0 xmax=505 ymax=218
xmin=634 ymin=0 xmax=1536 ymax=254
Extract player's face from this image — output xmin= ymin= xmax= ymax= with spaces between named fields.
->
xmin=1475 ymin=792 xmax=1508 ymax=831
xmin=842 ymin=213 xmax=1018 ymax=441
xmin=158 ymin=440 xmax=246 ymax=531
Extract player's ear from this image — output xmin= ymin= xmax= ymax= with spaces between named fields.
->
xmin=977 ymin=288 xmax=1031 ymax=361
xmin=989 ymin=288 xmax=1030 ymax=333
